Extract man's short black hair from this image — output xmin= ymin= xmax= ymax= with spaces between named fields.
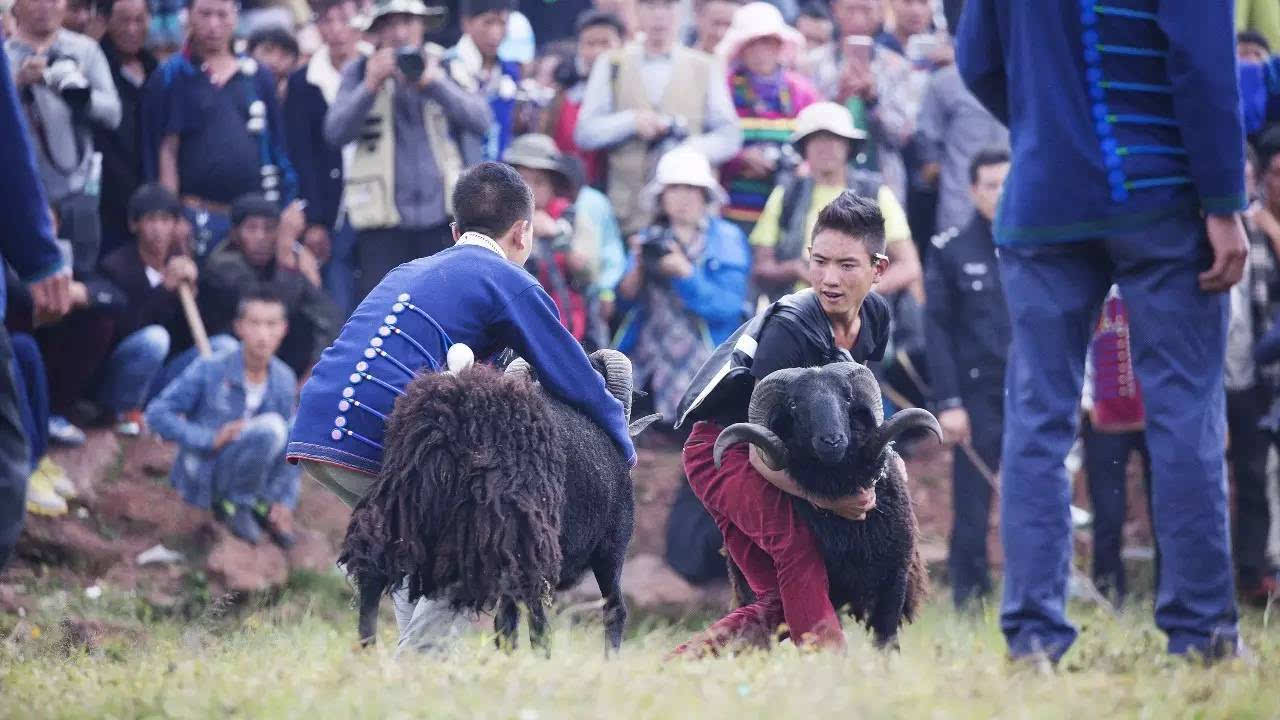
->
xmin=459 ymin=0 xmax=514 ymax=19
xmin=969 ymin=147 xmax=1011 ymax=185
xmin=798 ymin=1 xmax=831 ymax=22
xmin=237 ymin=284 xmax=287 ymax=319
xmin=576 ymin=8 xmax=625 ymax=37
xmin=1256 ymin=126 xmax=1280 ymax=177
xmin=811 ymin=191 xmax=885 ymax=256
xmin=451 ymin=162 xmax=534 ymax=238
xmin=1239 ymin=30 xmax=1271 ymax=54
xmin=128 ymin=183 xmax=182 ymax=223
xmin=248 ymin=26 xmax=300 ymax=58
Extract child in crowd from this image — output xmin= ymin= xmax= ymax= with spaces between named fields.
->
xmin=145 ymin=288 xmax=300 ymax=547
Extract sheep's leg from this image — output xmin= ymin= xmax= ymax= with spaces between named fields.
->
xmin=357 ymin=574 xmax=387 ymax=648
xmin=494 ymin=597 xmax=520 ymax=651
xmin=591 ymin=551 xmax=628 ymax=654
xmin=528 ymin=600 xmax=551 ymax=657
xmin=871 ymin=566 xmax=908 ymax=651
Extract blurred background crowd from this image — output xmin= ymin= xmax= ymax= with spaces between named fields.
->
xmin=5 ymin=0 xmax=1280 ymax=606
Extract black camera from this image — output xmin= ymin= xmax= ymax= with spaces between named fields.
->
xmin=639 ymin=227 xmax=676 ymax=262
xmin=395 ymin=46 xmax=425 ymax=82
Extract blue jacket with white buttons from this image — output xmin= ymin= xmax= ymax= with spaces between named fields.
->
xmin=956 ymin=0 xmax=1246 ymax=246
xmin=286 ymin=243 xmax=638 ymax=477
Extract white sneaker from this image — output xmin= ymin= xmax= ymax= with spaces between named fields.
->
xmin=48 ymin=416 xmax=86 ymax=446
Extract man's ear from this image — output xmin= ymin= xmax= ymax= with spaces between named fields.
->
xmin=450 ymin=222 xmax=460 ymax=243
xmin=511 ymin=219 xmax=531 ymax=253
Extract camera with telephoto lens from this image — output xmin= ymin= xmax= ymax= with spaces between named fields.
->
xmin=43 ymin=53 xmax=90 ymax=112
xmin=395 ymin=46 xmax=426 ymax=82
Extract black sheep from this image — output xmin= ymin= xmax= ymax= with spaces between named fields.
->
xmin=339 ymin=349 xmax=657 ymax=653
xmin=713 ymin=362 xmax=941 ymax=649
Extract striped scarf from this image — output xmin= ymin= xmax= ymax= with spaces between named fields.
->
xmin=723 ymin=66 xmax=801 ymax=225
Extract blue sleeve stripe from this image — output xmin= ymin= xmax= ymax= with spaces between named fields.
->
xmin=1116 ymin=145 xmax=1189 ymax=156
xmin=1106 ymin=113 xmax=1178 ymax=127
xmin=1098 ymin=80 xmax=1174 ymax=94
xmin=1123 ymin=176 xmax=1192 ymax=191
xmin=1093 ymin=5 xmax=1158 ymax=21
xmin=1097 ymin=44 xmax=1166 ymax=58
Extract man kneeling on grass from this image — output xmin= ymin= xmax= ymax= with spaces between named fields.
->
xmin=145 ymin=287 xmax=300 ymax=548
xmin=671 ymin=191 xmax=893 ymax=655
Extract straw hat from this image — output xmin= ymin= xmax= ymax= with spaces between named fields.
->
xmin=503 ymin=133 xmax=577 ymax=195
xmin=790 ymin=101 xmax=867 ymax=150
xmin=354 ymin=0 xmax=447 ymax=33
xmin=645 ymin=147 xmax=728 ymax=205
xmin=715 ymin=2 xmax=806 ymax=65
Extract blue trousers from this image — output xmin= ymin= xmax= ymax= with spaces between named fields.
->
xmin=324 ymin=222 xmax=358 ymax=318
xmin=97 ymin=325 xmax=170 ymax=414
xmin=212 ymin=412 xmax=300 ymax=509
xmin=0 ymin=328 xmax=31 ymax=571
xmin=1082 ymin=416 xmax=1152 ymax=605
xmin=949 ymin=385 xmax=1003 ymax=608
xmin=998 ymin=211 xmax=1238 ymax=660
xmin=11 ymin=333 xmax=48 ymax=471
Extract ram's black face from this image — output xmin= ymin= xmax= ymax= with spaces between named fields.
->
xmin=777 ymin=371 xmax=878 ymax=468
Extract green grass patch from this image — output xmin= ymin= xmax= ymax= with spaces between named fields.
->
xmin=1 ymin=592 xmax=1276 ymax=719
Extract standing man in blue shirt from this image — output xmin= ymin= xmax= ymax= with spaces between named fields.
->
xmin=0 ymin=42 xmax=73 ymax=572
xmin=141 ymin=0 xmax=296 ymax=257
xmin=957 ymin=0 xmax=1249 ymax=662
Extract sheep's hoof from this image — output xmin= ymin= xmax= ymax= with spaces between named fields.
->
xmin=357 ymin=636 xmax=376 ymax=650
xmin=873 ymin=634 xmax=900 ymax=653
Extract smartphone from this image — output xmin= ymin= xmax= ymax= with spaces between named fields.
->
xmin=906 ymin=34 xmax=939 ymax=68
xmin=844 ymin=35 xmax=874 ymax=67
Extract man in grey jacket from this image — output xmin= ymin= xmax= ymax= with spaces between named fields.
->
xmin=6 ymin=0 xmax=121 ymax=270
xmin=325 ymin=0 xmax=494 ymax=299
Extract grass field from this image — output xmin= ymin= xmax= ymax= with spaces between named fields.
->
xmin=1 ymin=571 xmax=1276 ymax=720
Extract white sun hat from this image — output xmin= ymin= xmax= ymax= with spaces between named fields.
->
xmin=715 ymin=2 xmax=807 ymax=66
xmin=645 ymin=146 xmax=728 ymax=205
xmin=790 ymin=101 xmax=868 ymax=148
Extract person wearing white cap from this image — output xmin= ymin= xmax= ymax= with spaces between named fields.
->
xmin=716 ymin=1 xmax=818 ymax=231
xmin=614 ymin=146 xmax=750 ymax=424
xmin=749 ymin=101 xmax=920 ymax=303
xmin=574 ymin=0 xmax=742 ymax=236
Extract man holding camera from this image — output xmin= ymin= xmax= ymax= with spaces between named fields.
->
xmin=574 ymin=0 xmax=741 ymax=236
xmin=5 ymin=0 xmax=121 ymax=264
xmin=325 ymin=0 xmax=494 ymax=299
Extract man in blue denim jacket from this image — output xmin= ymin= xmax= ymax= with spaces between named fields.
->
xmin=146 ymin=287 xmax=301 ymax=547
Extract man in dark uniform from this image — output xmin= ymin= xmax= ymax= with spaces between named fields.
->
xmin=923 ymin=147 xmax=1010 ymax=610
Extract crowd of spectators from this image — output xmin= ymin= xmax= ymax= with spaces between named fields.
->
xmin=3 ymin=0 xmax=1278 ymax=605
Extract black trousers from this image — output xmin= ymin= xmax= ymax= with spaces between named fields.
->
xmin=1227 ymin=388 xmax=1273 ymax=587
xmin=354 ymin=223 xmax=454 ymax=302
xmin=0 ymin=327 xmax=32 ymax=572
xmin=1082 ymin=415 xmax=1152 ymax=604
xmin=948 ymin=386 xmax=1002 ymax=608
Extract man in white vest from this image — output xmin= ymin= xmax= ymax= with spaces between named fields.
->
xmin=324 ymin=0 xmax=494 ymax=299
xmin=574 ymin=0 xmax=741 ymax=236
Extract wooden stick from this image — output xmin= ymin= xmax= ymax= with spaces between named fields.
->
xmin=178 ymin=283 xmax=212 ymax=358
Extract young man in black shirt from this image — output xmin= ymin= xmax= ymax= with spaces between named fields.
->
xmin=672 ymin=191 xmax=892 ymax=655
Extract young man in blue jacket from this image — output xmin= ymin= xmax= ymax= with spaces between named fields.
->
xmin=287 ymin=162 xmax=635 ymax=654
xmin=0 ymin=41 xmax=73 ymax=572
xmin=957 ymin=0 xmax=1249 ymax=662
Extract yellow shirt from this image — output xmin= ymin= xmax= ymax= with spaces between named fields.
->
xmin=749 ymin=183 xmax=910 ymax=252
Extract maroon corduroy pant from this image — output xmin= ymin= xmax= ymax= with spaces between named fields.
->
xmin=674 ymin=421 xmax=844 ymax=655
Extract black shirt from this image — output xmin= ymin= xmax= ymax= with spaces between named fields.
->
xmin=676 ymin=289 xmax=891 ymax=427
xmin=750 ymin=290 xmax=891 ymax=381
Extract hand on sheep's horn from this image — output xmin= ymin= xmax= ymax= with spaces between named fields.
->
xmin=446 ymin=343 xmax=474 ymax=373
xmin=713 ymin=423 xmax=788 ymax=470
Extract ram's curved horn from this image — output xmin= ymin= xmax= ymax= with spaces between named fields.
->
xmin=824 ymin=361 xmax=885 ymax=425
xmin=504 ymin=357 xmax=535 ymax=382
xmin=589 ymin=349 xmax=634 ymax=422
xmin=865 ymin=408 xmax=943 ymax=461
xmin=713 ymin=423 xmax=789 ymax=470
xmin=628 ymin=413 xmax=661 ymax=438
xmin=746 ymin=368 xmax=805 ymax=425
